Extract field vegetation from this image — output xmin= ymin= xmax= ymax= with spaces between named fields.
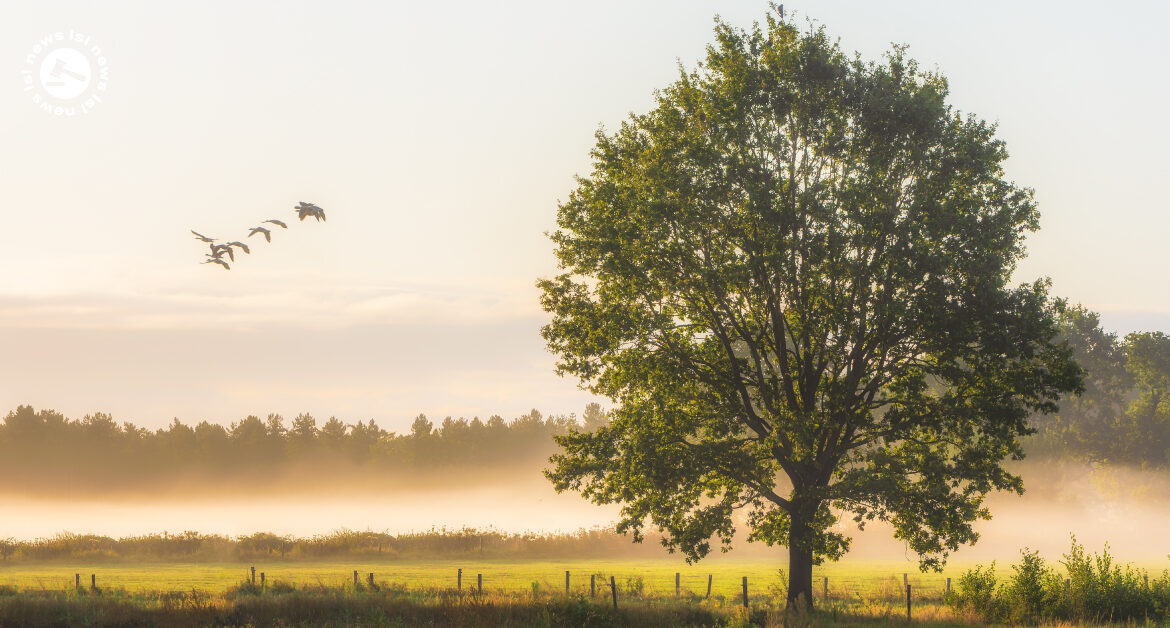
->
xmin=1 ymin=539 xmax=1166 ymax=626
xmin=0 ymin=528 xmax=673 ymax=563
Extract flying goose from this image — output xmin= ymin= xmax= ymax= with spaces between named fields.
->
xmin=191 ymin=230 xmax=215 ymax=243
xmin=263 ymin=219 xmax=288 ymax=229
xmin=294 ymin=202 xmax=326 ymax=222
xmin=248 ymin=226 xmax=272 ymax=242
xmin=211 ymin=243 xmax=235 ymax=262
xmin=203 ymin=257 xmax=230 ymax=270
xmin=226 ymin=241 xmax=251 ymax=254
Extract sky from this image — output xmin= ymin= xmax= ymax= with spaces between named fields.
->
xmin=1 ymin=0 xmax=1167 ymax=431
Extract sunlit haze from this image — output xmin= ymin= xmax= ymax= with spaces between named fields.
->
xmin=2 ymin=0 xmax=1166 ymax=431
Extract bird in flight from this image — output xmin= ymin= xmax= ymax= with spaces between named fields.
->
xmin=226 ymin=241 xmax=251 ymax=255
xmin=194 ymin=198 xmax=327 ymax=270
xmin=210 ymin=243 xmax=235 ymax=262
xmin=295 ymin=202 xmax=326 ymax=222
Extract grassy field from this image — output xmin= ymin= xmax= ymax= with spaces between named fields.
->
xmin=0 ymin=560 xmax=971 ymax=627
xmin=5 ymin=558 xmax=1168 ymax=625
xmin=0 ymin=558 xmax=967 ymax=601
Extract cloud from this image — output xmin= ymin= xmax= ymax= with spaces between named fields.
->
xmin=0 ymin=279 xmax=541 ymax=331
xmin=0 ymin=289 xmax=597 ymax=430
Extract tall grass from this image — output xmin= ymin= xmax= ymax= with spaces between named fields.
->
xmin=0 ymin=579 xmax=772 ymax=627
xmin=0 ymin=527 xmax=672 ymax=563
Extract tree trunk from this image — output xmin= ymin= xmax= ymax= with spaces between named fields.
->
xmin=787 ymin=517 xmax=815 ymax=610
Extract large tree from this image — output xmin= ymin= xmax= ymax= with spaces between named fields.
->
xmin=538 ymin=14 xmax=1081 ymax=608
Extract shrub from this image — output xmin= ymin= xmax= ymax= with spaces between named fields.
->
xmin=947 ymin=537 xmax=1170 ymax=624
xmin=949 ymin=561 xmax=999 ymax=618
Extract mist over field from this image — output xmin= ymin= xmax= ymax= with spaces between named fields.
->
xmin=3 ymin=459 xmax=1166 ymax=566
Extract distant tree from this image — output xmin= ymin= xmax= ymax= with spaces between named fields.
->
xmin=538 ymin=15 xmax=1082 ymax=607
xmin=159 ymin=418 xmax=197 ymax=464
xmin=1032 ymin=304 xmax=1130 ymax=460
xmin=319 ymin=417 xmax=348 ymax=446
xmin=193 ymin=420 xmax=229 ymax=460
xmin=348 ymin=419 xmax=384 ymax=461
xmin=288 ymin=413 xmax=318 ymax=455
xmin=410 ymin=414 xmax=433 ymax=438
xmin=581 ymin=402 xmax=608 ymax=431
xmin=231 ymin=415 xmax=271 ymax=463
xmin=265 ymin=413 xmax=288 ymax=439
xmin=81 ymin=412 xmax=120 ymax=442
xmin=1118 ymin=332 xmax=1170 ymax=462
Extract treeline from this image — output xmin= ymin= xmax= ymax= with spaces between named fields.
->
xmin=4 ymin=302 xmax=1168 ymax=490
xmin=0 ymin=404 xmax=608 ymax=493
xmin=1028 ymin=302 xmax=1170 ymax=465
xmin=0 ymin=527 xmax=668 ymax=563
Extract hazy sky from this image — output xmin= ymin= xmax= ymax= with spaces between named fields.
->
xmin=2 ymin=1 xmax=1167 ymax=431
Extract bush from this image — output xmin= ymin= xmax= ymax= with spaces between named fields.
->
xmin=949 ymin=561 xmax=1000 ymax=618
xmin=947 ymin=537 xmax=1170 ymax=624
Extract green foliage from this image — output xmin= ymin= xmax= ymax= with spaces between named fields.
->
xmin=948 ymin=562 xmax=998 ymax=616
xmin=623 ymin=575 xmax=645 ymax=598
xmin=539 ymin=8 xmax=1082 ymax=605
xmin=947 ymin=537 xmax=1170 ymax=624
xmin=1031 ymin=304 xmax=1170 ymax=465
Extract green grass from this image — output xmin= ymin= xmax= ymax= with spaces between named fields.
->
xmin=0 ymin=571 xmax=966 ymax=628
xmin=6 ymin=558 xmax=1165 ymax=626
xmin=4 ymin=559 xmax=1163 ymax=626
xmin=0 ymin=558 xmax=969 ymax=600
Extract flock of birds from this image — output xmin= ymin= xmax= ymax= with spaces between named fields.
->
xmin=192 ymin=201 xmax=326 ymax=270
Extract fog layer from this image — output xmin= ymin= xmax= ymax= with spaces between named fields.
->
xmin=3 ymin=461 xmax=1168 ymax=565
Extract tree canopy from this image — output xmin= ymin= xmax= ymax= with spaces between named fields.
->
xmin=1033 ymin=304 xmax=1170 ymax=465
xmin=539 ymin=13 xmax=1082 ymax=607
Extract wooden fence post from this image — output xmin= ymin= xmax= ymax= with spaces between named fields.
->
xmin=610 ymin=575 xmax=617 ymax=609
xmin=477 ymin=573 xmax=482 ymax=595
xmin=74 ymin=573 xmax=79 ymax=588
xmin=906 ymin=584 xmax=911 ymax=621
xmin=369 ymin=572 xmax=375 ymax=588
xmin=565 ymin=570 xmax=570 ymax=594
xmin=903 ymin=572 xmax=908 ymax=586
xmin=353 ymin=570 xmax=359 ymax=587
xmin=457 ymin=568 xmax=462 ymax=591
xmin=90 ymin=574 xmax=96 ymax=590
xmin=260 ymin=572 xmax=265 ymax=588
xmin=946 ymin=577 xmax=951 ymax=596
xmin=590 ymin=574 xmax=596 ymax=598
xmin=250 ymin=566 xmax=255 ymax=585
xmin=823 ymin=576 xmax=828 ymax=600
xmin=742 ymin=576 xmax=748 ymax=608
xmin=675 ymin=572 xmax=680 ymax=596
xmin=706 ymin=574 xmax=712 ymax=599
